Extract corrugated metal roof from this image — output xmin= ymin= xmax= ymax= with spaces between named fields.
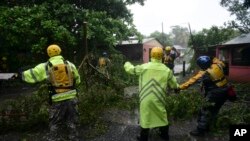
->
xmin=173 ymin=45 xmax=185 ymax=50
xmin=224 ymin=33 xmax=250 ymax=45
xmin=119 ymin=38 xmax=155 ymax=45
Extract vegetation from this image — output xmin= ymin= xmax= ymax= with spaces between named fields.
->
xmin=0 ymin=53 xmax=136 ymax=134
xmin=149 ymin=26 xmax=190 ymax=47
xmin=0 ymin=0 xmax=144 ymax=71
xmin=0 ymin=0 xmax=249 ymax=139
xmin=191 ymin=26 xmax=240 ymax=48
xmin=149 ymin=31 xmax=173 ymax=46
xmin=220 ymin=0 xmax=250 ymax=33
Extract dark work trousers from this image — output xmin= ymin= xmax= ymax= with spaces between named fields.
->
xmin=197 ymin=86 xmax=228 ymax=131
xmin=47 ymin=98 xmax=80 ymax=141
xmin=139 ymin=125 xmax=169 ymax=141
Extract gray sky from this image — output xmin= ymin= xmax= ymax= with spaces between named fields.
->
xmin=128 ymin=0 xmax=235 ymax=36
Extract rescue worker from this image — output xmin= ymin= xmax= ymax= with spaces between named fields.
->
xmin=179 ymin=55 xmax=228 ymax=136
xmin=97 ymin=51 xmax=111 ymax=79
xmin=124 ymin=47 xmax=179 ymax=141
xmin=163 ymin=46 xmax=180 ymax=72
xmin=20 ymin=44 xmax=81 ymax=141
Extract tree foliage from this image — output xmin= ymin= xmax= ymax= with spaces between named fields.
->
xmin=0 ymin=0 xmax=145 ymax=71
xmin=244 ymin=0 xmax=250 ymax=8
xmin=149 ymin=26 xmax=190 ymax=47
xmin=149 ymin=31 xmax=173 ymax=46
xmin=186 ymin=26 xmax=240 ymax=70
xmin=170 ymin=26 xmax=190 ymax=47
xmin=191 ymin=26 xmax=240 ymax=49
xmin=220 ymin=0 xmax=250 ymax=33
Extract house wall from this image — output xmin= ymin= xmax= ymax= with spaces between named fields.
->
xmin=143 ymin=40 xmax=163 ymax=63
xmin=229 ymin=66 xmax=250 ymax=82
xmin=217 ymin=45 xmax=250 ymax=83
xmin=143 ymin=44 xmax=152 ymax=63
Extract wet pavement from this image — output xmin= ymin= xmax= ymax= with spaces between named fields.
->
xmin=174 ymin=63 xmax=190 ymax=75
xmin=0 ymin=101 xmax=230 ymax=141
xmin=1 ymin=107 xmax=222 ymax=141
xmin=84 ymin=108 xmax=229 ymax=141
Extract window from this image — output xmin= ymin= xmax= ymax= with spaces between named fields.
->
xmin=232 ymin=46 xmax=250 ymax=66
xmin=218 ymin=49 xmax=229 ymax=62
xmin=218 ymin=48 xmax=229 ymax=75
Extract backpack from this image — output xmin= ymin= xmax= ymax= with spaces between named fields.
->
xmin=227 ymin=84 xmax=237 ymax=102
xmin=98 ymin=57 xmax=107 ymax=67
xmin=46 ymin=60 xmax=74 ymax=94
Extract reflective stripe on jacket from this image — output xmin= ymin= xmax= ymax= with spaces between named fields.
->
xmin=124 ymin=59 xmax=179 ymax=128
xmin=51 ymin=89 xmax=77 ymax=102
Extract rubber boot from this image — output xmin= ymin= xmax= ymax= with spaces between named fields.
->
xmin=159 ymin=125 xmax=169 ymax=141
xmin=137 ymin=128 xmax=149 ymax=141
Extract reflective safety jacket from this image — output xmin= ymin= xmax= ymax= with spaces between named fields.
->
xmin=124 ymin=59 xmax=179 ymax=128
xmin=164 ymin=53 xmax=176 ymax=69
xmin=212 ymin=57 xmax=225 ymax=68
xmin=97 ymin=57 xmax=111 ymax=79
xmin=180 ymin=60 xmax=227 ymax=91
xmin=22 ymin=55 xmax=81 ymax=102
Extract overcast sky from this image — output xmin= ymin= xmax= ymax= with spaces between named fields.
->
xmin=127 ymin=0 xmax=235 ymax=36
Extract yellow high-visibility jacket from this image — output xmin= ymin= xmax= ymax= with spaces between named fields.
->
xmin=124 ymin=59 xmax=179 ymax=128
xmin=180 ymin=61 xmax=227 ymax=90
xmin=22 ymin=55 xmax=81 ymax=102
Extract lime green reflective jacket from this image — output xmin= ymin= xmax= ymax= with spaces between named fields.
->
xmin=124 ymin=59 xmax=179 ymax=128
xmin=22 ymin=55 xmax=81 ymax=102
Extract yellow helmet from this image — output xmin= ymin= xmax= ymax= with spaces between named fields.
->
xmin=151 ymin=47 xmax=163 ymax=60
xmin=165 ymin=46 xmax=172 ymax=51
xmin=47 ymin=44 xmax=61 ymax=57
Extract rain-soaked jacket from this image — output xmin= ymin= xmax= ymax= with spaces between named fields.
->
xmin=124 ymin=59 xmax=179 ymax=128
xmin=22 ymin=55 xmax=81 ymax=102
xmin=179 ymin=57 xmax=227 ymax=91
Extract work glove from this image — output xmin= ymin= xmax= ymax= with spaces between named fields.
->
xmin=14 ymin=68 xmax=23 ymax=81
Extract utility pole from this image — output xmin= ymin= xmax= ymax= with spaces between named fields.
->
xmin=188 ymin=23 xmax=195 ymax=51
xmin=188 ymin=23 xmax=198 ymax=60
xmin=83 ymin=21 xmax=88 ymax=57
xmin=161 ymin=22 xmax=164 ymax=45
xmin=187 ymin=22 xmax=199 ymax=71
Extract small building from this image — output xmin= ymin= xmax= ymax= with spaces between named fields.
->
xmin=173 ymin=45 xmax=186 ymax=55
xmin=216 ymin=33 xmax=250 ymax=82
xmin=173 ymin=45 xmax=186 ymax=64
xmin=116 ymin=38 xmax=163 ymax=63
